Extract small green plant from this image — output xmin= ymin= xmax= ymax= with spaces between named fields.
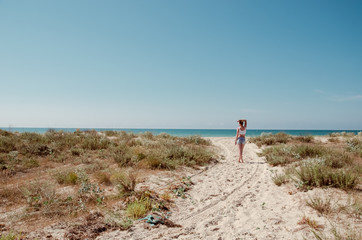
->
xmin=126 ymin=197 xmax=152 ymax=219
xmin=272 ymin=172 xmax=288 ymax=186
xmin=0 ymin=231 xmax=24 ymax=240
xmin=54 ymin=170 xmax=78 ymax=185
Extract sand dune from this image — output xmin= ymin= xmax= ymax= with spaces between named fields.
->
xmin=97 ymin=137 xmax=324 ymax=239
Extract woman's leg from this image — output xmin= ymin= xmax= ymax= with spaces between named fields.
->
xmin=240 ymin=143 xmax=245 ymax=162
xmin=238 ymin=143 xmax=243 ymax=162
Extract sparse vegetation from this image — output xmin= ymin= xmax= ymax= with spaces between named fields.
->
xmin=0 ymin=129 xmax=216 ymax=237
xmin=252 ymin=132 xmax=361 ymax=240
xmin=272 ymin=172 xmax=289 ymax=186
xmin=112 ymin=169 xmax=139 ymax=196
xmin=53 ymin=170 xmax=79 ymax=185
xmin=298 ymin=215 xmax=324 ymax=230
xmin=346 ymin=137 xmax=362 ymax=157
xmin=306 ymin=196 xmax=333 ymax=214
xmin=255 ymin=134 xmax=360 ymax=190
xmin=311 ymin=225 xmax=361 ymax=240
xmin=126 ymin=196 xmax=153 ymax=219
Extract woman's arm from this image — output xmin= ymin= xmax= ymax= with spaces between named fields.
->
xmin=244 ymin=120 xmax=247 ymax=128
xmin=235 ymin=128 xmax=239 ymax=143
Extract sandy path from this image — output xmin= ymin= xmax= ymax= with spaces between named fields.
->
xmin=98 ymin=137 xmax=315 ymax=240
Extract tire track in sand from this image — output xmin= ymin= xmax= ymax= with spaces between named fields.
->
xmin=178 ymin=138 xmax=267 ymax=222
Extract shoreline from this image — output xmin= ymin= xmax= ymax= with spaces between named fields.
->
xmin=1 ymin=128 xmax=361 ymax=137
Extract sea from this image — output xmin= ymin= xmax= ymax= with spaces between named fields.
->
xmin=1 ymin=128 xmax=361 ymax=137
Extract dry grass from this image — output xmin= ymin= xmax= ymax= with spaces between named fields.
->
xmin=256 ymin=138 xmax=360 ymax=190
xmin=111 ymin=168 xmax=139 ymax=196
xmin=306 ymin=196 xmax=333 ymax=215
xmin=298 ymin=215 xmax=324 ymax=230
xmin=311 ymin=225 xmax=361 ymax=240
xmin=251 ymin=132 xmax=361 ymax=240
xmin=0 ymin=129 xmax=217 ymax=237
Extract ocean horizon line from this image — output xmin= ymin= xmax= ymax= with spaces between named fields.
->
xmin=1 ymin=127 xmax=361 ymax=137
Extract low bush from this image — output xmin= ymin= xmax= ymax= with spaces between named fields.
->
xmin=112 ymin=169 xmax=138 ymax=196
xmin=103 ymin=131 xmax=119 ymax=137
xmin=294 ymin=161 xmax=358 ymax=190
xmin=54 ymin=170 xmax=79 ymax=185
xmin=126 ymin=196 xmax=152 ymax=219
xmin=250 ymin=132 xmax=290 ymax=147
xmin=295 ymin=135 xmax=314 ymax=143
xmin=346 ymin=138 xmax=362 ymax=157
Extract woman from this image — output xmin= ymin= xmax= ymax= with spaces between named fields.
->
xmin=235 ymin=119 xmax=247 ymax=163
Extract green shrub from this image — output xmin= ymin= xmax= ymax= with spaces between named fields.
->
xmin=293 ymin=145 xmax=325 ymax=159
xmin=324 ymin=151 xmax=352 ymax=169
xmin=54 ymin=170 xmax=78 ymax=185
xmin=104 ymin=130 xmax=119 ymax=137
xmin=23 ymin=158 xmax=40 ymax=168
xmin=126 ymin=197 xmax=152 ymax=219
xmin=259 ymin=146 xmax=296 ymax=166
xmin=347 ymin=138 xmax=362 ymax=157
xmin=0 ymin=129 xmax=13 ymax=137
xmin=0 ymin=136 xmax=16 ymax=153
xmin=81 ymin=136 xmax=110 ymax=150
xmin=272 ymin=172 xmax=288 ymax=186
xmin=71 ymin=148 xmax=83 ymax=156
xmin=141 ymin=131 xmax=154 ymax=140
xmin=295 ymin=135 xmax=314 ymax=143
xmin=294 ymin=161 xmax=358 ymax=190
xmin=182 ymin=135 xmax=211 ymax=146
xmin=113 ymin=145 xmax=133 ymax=167
xmin=250 ymin=132 xmax=290 ymax=147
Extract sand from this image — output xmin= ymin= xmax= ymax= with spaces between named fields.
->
xmin=95 ymin=137 xmax=328 ymax=240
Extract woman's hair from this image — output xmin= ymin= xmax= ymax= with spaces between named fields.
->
xmin=238 ymin=120 xmax=244 ymax=127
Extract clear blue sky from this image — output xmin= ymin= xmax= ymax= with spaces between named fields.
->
xmin=1 ymin=0 xmax=361 ymax=129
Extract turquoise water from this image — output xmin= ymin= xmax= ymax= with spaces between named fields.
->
xmin=1 ymin=128 xmax=361 ymax=137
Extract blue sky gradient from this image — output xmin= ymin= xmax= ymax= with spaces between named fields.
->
xmin=1 ymin=0 xmax=361 ymax=129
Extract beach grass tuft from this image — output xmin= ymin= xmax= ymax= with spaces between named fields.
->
xmin=126 ymin=196 xmax=152 ymax=219
xmin=272 ymin=172 xmax=289 ymax=186
xmin=298 ymin=215 xmax=324 ymax=230
xmin=306 ymin=196 xmax=333 ymax=215
xmin=112 ymin=169 xmax=138 ymax=196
